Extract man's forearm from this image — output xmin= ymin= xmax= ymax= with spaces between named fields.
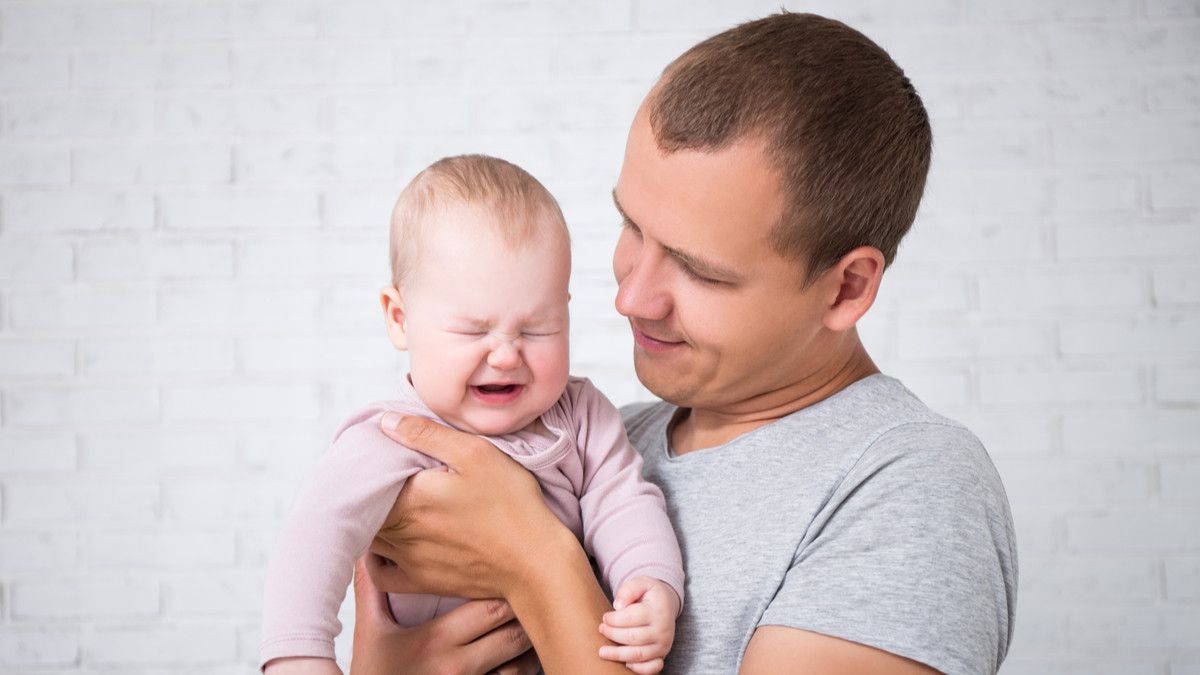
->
xmin=505 ymin=528 xmax=630 ymax=675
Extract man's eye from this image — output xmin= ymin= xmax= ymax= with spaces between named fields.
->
xmin=682 ymin=265 xmax=723 ymax=286
xmin=620 ymin=217 xmax=642 ymax=236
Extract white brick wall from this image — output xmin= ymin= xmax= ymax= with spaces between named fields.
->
xmin=0 ymin=1 xmax=1196 ymax=672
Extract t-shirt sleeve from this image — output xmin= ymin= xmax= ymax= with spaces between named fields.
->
xmin=758 ymin=422 xmax=1018 ymax=675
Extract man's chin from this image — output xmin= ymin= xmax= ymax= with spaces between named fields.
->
xmin=634 ymin=357 xmax=697 ymax=407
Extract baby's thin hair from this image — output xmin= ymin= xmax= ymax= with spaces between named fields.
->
xmin=389 ymin=154 xmax=568 ymax=288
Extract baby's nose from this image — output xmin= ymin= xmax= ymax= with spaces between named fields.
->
xmin=486 ymin=338 xmax=521 ymax=370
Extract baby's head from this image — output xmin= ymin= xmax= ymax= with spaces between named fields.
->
xmin=381 ymin=154 xmax=572 ymax=436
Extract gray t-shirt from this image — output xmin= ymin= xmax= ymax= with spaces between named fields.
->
xmin=621 ymin=374 xmax=1017 ymax=675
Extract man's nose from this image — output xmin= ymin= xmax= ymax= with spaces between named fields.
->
xmin=486 ymin=338 xmax=522 ymax=370
xmin=614 ymin=251 xmax=671 ymax=321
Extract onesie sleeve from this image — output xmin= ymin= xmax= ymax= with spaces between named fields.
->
xmin=572 ymin=379 xmax=686 ymax=609
xmin=259 ymin=409 xmax=440 ymax=668
xmin=758 ymin=422 xmax=1018 ymax=675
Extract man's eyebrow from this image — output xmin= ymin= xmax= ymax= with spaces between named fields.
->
xmin=612 ymin=190 xmax=745 ymax=283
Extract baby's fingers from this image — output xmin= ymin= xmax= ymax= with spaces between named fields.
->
xmin=602 ymin=603 xmax=651 ymax=628
xmin=598 ymin=644 xmax=662 ymax=664
xmin=598 ymin=622 xmax=659 ymax=648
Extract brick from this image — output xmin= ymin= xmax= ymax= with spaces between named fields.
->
xmin=159 ymin=190 xmax=321 ymax=230
xmin=1151 ymin=171 xmax=1200 ymax=209
xmin=874 ymin=271 xmax=972 ymax=312
xmin=78 ymin=430 xmax=237 ymax=472
xmin=11 ymin=578 xmax=158 ymax=618
xmin=10 ymin=287 xmax=155 ymax=331
xmin=159 ymin=286 xmax=320 ymax=331
xmin=978 ymin=271 xmax=1143 ymax=311
xmin=5 ymin=96 xmax=151 ymax=138
xmin=71 ymin=48 xmax=230 ymax=89
xmin=165 ymin=571 xmax=264 ymax=614
xmin=979 ymin=367 xmax=1142 ymax=405
xmin=882 ymin=367 xmax=971 ymax=410
xmin=880 ymin=26 xmax=1051 ymax=72
xmin=1051 ymin=174 xmax=1140 ymax=213
xmin=232 ymin=2 xmax=318 ymax=39
xmin=0 ymin=53 xmax=69 ymax=90
xmin=237 ymin=236 xmax=384 ymax=279
xmin=1003 ymin=658 xmax=1161 ymax=675
xmin=551 ymin=34 xmax=694 ymax=81
xmin=0 ymin=339 xmax=74 ymax=379
xmin=1161 ymin=460 xmax=1200 ymax=504
xmin=971 ymin=74 xmax=1137 ymax=118
xmin=162 ymin=383 xmax=321 ymax=422
xmin=1 ymin=3 xmax=152 ymax=45
xmin=1004 ymin=605 xmax=1069 ymax=654
xmin=4 ymin=190 xmax=154 ymax=233
xmin=0 ymin=432 xmax=76 ymax=471
xmin=322 ymin=2 xmax=464 ymax=37
xmin=1147 ymin=70 xmax=1200 ymax=112
xmin=1064 ymin=410 xmax=1200 ymax=455
xmin=88 ymin=625 xmax=237 ymax=665
xmin=73 ymin=143 xmax=232 ymax=184
xmin=238 ymin=336 xmax=395 ymax=373
xmin=233 ymin=44 xmax=392 ymax=87
xmin=1062 ymin=316 xmax=1200 ymax=355
xmin=320 ymin=283 xmax=384 ymax=332
xmin=1047 ymin=22 xmax=1200 ymax=66
xmin=794 ymin=0 xmax=964 ymax=25
xmin=461 ymin=36 xmax=556 ymax=84
xmin=1068 ymin=511 xmax=1200 ymax=551
xmin=0 ymin=630 xmax=79 ymax=667
xmin=961 ymin=411 xmax=1059 ymax=456
xmin=163 ymin=480 xmax=290 ymax=524
xmin=904 ymin=219 xmax=1045 ymax=263
xmin=235 ymin=141 xmax=395 ymax=183
xmin=80 ymin=337 xmax=235 ymax=376
xmin=897 ymin=318 xmax=1054 ymax=360
xmin=89 ymin=531 xmax=235 ymax=568
xmin=1157 ymin=366 xmax=1200 ymax=403
xmin=1058 ymin=226 xmax=1200 ymax=260
xmin=994 ymin=458 xmax=1153 ymax=507
xmin=5 ymin=482 xmax=159 ymax=524
xmin=0 ymin=235 xmax=72 ymax=283
xmin=156 ymin=93 xmax=324 ymax=136
xmin=1054 ymin=120 xmax=1200 ymax=164
xmin=0 ymin=531 xmax=77 ymax=571
xmin=0 ymin=145 xmax=71 ymax=185
xmin=153 ymin=1 xmax=233 ymax=40
xmin=5 ymin=385 xmax=158 ymax=426
xmin=1147 ymin=0 xmax=1200 ymax=15
xmin=1165 ymin=557 xmax=1200 ymax=600
xmin=78 ymin=238 xmax=234 ymax=280
xmin=1153 ymin=266 xmax=1200 ymax=305
xmin=242 ymin=427 xmax=330 ymax=475
xmin=331 ymin=89 xmax=470 ymax=135
xmin=968 ymin=0 xmax=1134 ymax=20
xmin=324 ymin=186 xmax=398 ymax=230
xmin=1070 ymin=607 xmax=1200 ymax=651
xmin=1018 ymin=555 xmax=1158 ymax=602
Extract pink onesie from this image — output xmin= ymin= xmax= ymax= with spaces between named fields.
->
xmin=259 ymin=375 xmax=685 ymax=667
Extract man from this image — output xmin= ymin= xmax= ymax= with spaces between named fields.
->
xmin=350 ymin=12 xmax=1016 ymax=675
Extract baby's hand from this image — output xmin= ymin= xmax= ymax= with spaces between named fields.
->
xmin=598 ymin=576 xmax=681 ymax=674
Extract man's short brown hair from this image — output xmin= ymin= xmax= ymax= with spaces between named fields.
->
xmin=648 ymin=12 xmax=932 ymax=284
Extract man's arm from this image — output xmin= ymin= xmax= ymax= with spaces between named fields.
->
xmin=366 ymin=414 xmax=630 ymax=675
xmin=741 ymin=627 xmax=939 ymax=674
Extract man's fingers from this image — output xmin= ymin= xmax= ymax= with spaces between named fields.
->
xmin=379 ymin=413 xmax=481 ymax=471
xmin=493 ymin=648 xmax=541 ymax=675
xmin=432 ymin=598 xmax=519 ymax=645
xmin=457 ymin=618 xmax=532 ymax=674
xmin=353 ymin=554 xmax=398 ymax=626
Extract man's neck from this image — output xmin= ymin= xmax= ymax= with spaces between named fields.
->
xmin=669 ymin=341 xmax=880 ymax=456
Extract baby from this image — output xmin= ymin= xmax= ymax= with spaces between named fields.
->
xmin=260 ymin=155 xmax=685 ymax=674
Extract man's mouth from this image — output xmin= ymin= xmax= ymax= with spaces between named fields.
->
xmin=631 ymin=323 xmax=686 ymax=353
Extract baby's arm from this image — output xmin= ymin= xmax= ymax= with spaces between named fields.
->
xmin=568 ymin=380 xmax=685 ymax=665
xmin=598 ymin=575 xmax=681 ymax=674
xmin=260 ymin=409 xmax=439 ymax=671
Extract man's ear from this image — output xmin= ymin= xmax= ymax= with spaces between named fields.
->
xmin=820 ymin=246 xmax=885 ymax=332
xmin=379 ymin=285 xmax=409 ymax=351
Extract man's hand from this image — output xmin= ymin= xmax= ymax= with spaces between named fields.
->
xmin=368 ymin=413 xmax=569 ymax=600
xmin=350 ymin=554 xmax=541 ymax=675
xmin=597 ymin=576 xmax=680 ymax=674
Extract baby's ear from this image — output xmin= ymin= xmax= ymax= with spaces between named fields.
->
xmin=379 ymin=286 xmax=409 ymax=351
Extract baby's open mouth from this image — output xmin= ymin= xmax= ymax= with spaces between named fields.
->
xmin=476 ymin=384 xmax=518 ymax=394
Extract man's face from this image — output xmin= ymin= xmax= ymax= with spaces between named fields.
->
xmin=612 ymin=109 xmax=831 ymax=412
